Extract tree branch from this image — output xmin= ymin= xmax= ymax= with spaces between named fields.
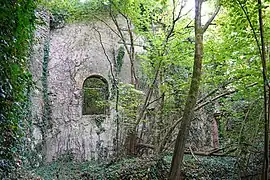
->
xmin=202 ymin=5 xmax=221 ymax=33
xmin=159 ymin=82 xmax=258 ymax=153
xmin=93 ymin=26 xmax=116 ymax=81
xmin=236 ymin=0 xmax=262 ymax=57
xmin=195 ymin=82 xmax=257 ymax=111
xmin=92 ymin=15 xmax=121 ymax=39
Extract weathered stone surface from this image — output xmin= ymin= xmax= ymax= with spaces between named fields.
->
xmin=188 ymin=108 xmax=214 ymax=151
xmin=31 ymin=18 xmax=133 ymax=161
xmin=30 ymin=10 xmax=50 ymax=148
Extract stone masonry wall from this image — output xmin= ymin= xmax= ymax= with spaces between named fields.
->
xmin=45 ymin=20 xmax=131 ymax=161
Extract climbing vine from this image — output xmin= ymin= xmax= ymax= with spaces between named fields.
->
xmin=39 ymin=39 xmax=53 ymax=162
xmin=0 ymin=0 xmax=36 ymax=178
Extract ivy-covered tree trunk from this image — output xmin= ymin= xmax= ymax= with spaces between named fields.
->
xmin=169 ymin=0 xmax=203 ymax=179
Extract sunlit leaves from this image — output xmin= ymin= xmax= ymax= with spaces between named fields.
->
xmin=202 ymin=1 xmax=266 ymax=172
xmin=40 ymin=0 xmax=108 ymax=23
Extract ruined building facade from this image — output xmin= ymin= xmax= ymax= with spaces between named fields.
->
xmin=30 ymin=11 xmax=215 ymax=162
xmin=30 ymin=11 xmax=134 ymax=161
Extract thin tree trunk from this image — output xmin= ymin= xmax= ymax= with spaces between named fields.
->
xmin=169 ymin=0 xmax=203 ymax=179
xmin=258 ymin=0 xmax=269 ymax=179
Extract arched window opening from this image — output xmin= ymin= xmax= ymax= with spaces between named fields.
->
xmin=82 ymin=76 xmax=109 ymax=115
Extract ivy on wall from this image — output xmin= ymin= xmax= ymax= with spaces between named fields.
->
xmin=40 ymin=0 xmax=109 ymax=27
xmin=39 ymin=39 xmax=53 ymax=162
xmin=0 ymin=0 xmax=36 ymax=177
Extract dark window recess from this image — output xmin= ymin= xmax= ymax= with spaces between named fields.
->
xmin=82 ymin=76 xmax=109 ymax=115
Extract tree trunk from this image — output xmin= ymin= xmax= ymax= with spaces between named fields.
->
xmin=257 ymin=0 xmax=269 ymax=179
xmin=169 ymin=0 xmax=203 ymax=179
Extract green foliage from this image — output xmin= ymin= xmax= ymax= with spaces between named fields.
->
xmin=109 ymin=0 xmax=168 ymax=32
xmin=33 ymin=155 xmax=238 ymax=180
xmin=181 ymin=155 xmax=238 ymax=179
xmin=0 ymin=0 xmax=266 ymax=178
xmin=36 ymin=0 xmax=267 ymax=177
xmin=40 ymin=0 xmax=109 ymax=25
xmin=116 ymin=46 xmax=125 ymax=75
xmin=0 ymin=0 xmax=36 ymax=178
xmin=201 ymin=0 xmax=268 ymax=175
xmin=118 ymin=83 xmax=144 ymax=127
xmin=136 ymin=2 xmax=195 ymax=138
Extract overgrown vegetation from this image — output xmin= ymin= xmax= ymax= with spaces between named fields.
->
xmin=1 ymin=0 xmax=270 ymax=179
xmin=40 ymin=0 xmax=109 ymax=28
xmin=0 ymin=0 xmax=36 ymax=178
xmin=33 ymin=155 xmax=238 ymax=180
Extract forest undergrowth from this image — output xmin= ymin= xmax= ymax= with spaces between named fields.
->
xmin=18 ymin=155 xmax=240 ymax=180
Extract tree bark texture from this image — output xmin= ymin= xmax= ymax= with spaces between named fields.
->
xmin=169 ymin=0 xmax=203 ymax=179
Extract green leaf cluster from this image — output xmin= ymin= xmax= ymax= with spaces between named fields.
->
xmin=201 ymin=0 xmax=269 ymax=173
xmin=40 ymin=0 xmax=109 ymax=24
xmin=118 ymin=83 xmax=144 ymax=128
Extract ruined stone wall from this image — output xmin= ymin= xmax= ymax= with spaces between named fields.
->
xmin=45 ymin=21 xmax=132 ymax=161
xmin=30 ymin=14 xmax=215 ymax=162
xmin=188 ymin=109 xmax=215 ymax=151
xmin=30 ymin=14 xmax=133 ymax=161
xmin=30 ymin=10 xmax=50 ymax=160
